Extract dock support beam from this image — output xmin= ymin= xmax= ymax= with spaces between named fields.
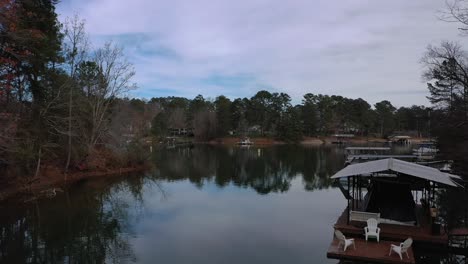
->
xmin=347 ymin=177 xmax=350 ymax=225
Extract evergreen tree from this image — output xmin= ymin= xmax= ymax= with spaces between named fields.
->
xmin=277 ymin=106 xmax=303 ymax=143
xmin=374 ymin=100 xmax=396 ymax=137
xmin=302 ymin=93 xmax=318 ymax=136
xmin=214 ymin=95 xmax=232 ymax=136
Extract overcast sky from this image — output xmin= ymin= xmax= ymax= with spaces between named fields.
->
xmin=57 ymin=0 xmax=464 ymax=106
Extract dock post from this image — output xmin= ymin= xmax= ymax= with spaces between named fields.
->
xmin=347 ymin=177 xmax=350 ymax=225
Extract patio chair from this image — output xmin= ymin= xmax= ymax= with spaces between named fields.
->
xmin=364 ymin=218 xmax=380 ymax=242
xmin=389 ymin=238 xmax=413 ymax=260
xmin=334 ymin=230 xmax=355 ymax=251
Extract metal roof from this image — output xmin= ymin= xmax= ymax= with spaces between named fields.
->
xmin=331 ymin=158 xmax=459 ymax=187
xmin=390 ymin=135 xmax=412 ymax=139
xmin=332 ymin=134 xmax=355 ymax=137
xmin=345 ymin=147 xmax=391 ymax=151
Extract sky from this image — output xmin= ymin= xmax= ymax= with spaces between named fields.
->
xmin=57 ymin=0 xmax=465 ymax=106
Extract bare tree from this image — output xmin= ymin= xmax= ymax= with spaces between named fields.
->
xmin=63 ymin=14 xmax=89 ymax=172
xmin=440 ymin=0 xmax=468 ymax=33
xmin=108 ymin=100 xmax=133 ymax=148
xmin=421 ymin=41 xmax=468 ymax=110
xmin=84 ymin=42 xmax=137 ymax=150
xmin=144 ymin=101 xmax=162 ymax=131
xmin=168 ymin=108 xmax=186 ymax=129
xmin=193 ymin=110 xmax=217 ymax=140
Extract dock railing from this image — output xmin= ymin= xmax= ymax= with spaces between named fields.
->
xmin=350 ymin=210 xmax=380 ymax=222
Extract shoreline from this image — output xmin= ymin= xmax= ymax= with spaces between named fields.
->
xmin=1 ymin=136 xmax=431 ymax=202
xmin=0 ymin=165 xmax=148 ymax=203
xmin=201 ymin=136 xmax=431 ymax=146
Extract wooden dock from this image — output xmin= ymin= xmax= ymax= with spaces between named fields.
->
xmin=334 ymin=207 xmax=449 ymax=245
xmin=327 ymin=237 xmax=415 ymax=264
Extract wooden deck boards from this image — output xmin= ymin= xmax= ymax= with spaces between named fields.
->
xmin=334 ymin=206 xmax=449 ymax=245
xmin=327 ymin=237 xmax=415 ymax=264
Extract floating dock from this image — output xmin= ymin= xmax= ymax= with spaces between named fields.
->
xmin=327 ymin=237 xmax=415 ymax=264
xmin=346 ymin=154 xmax=419 ymax=165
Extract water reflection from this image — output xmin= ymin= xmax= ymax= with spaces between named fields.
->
xmin=1 ymin=145 xmax=465 ymax=264
xmin=152 ymin=145 xmax=345 ymax=194
xmin=0 ymin=178 xmax=144 ymax=263
xmin=0 ymin=145 xmax=345 ymax=264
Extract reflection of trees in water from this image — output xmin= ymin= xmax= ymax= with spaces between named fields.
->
xmin=0 ymin=177 xmax=150 ymax=263
xmin=152 ymin=145 xmax=345 ymax=194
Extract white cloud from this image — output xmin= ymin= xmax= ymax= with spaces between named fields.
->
xmin=58 ymin=0 xmax=464 ymax=106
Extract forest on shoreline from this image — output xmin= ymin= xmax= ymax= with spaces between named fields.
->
xmin=1 ymin=0 xmax=468 ymax=184
xmin=147 ymin=92 xmax=431 ymax=143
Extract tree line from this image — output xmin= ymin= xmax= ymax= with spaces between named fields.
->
xmin=2 ymin=0 xmax=468 ymax=180
xmin=147 ymin=92 xmax=432 ymax=142
xmin=0 ymin=0 xmax=434 ymax=181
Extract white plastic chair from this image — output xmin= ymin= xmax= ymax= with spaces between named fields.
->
xmin=389 ymin=238 xmax=413 ymax=260
xmin=364 ymin=218 xmax=380 ymax=242
xmin=335 ymin=230 xmax=355 ymax=251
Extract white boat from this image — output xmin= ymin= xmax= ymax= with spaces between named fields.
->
xmin=237 ymin=138 xmax=253 ymax=146
xmin=412 ymin=142 xmax=438 ymax=156
xmin=413 ymin=146 xmax=438 ymax=154
xmin=416 ymin=160 xmax=453 ymax=173
xmin=440 ymin=162 xmax=452 ymax=173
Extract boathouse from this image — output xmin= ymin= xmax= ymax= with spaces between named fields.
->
xmin=327 ymin=158 xmax=463 ymax=263
xmin=331 ymin=134 xmax=354 ymax=144
xmin=389 ymin=135 xmax=412 ymax=145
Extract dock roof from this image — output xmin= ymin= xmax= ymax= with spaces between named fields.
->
xmin=332 ymin=134 xmax=355 ymax=137
xmin=390 ymin=135 xmax=412 ymax=139
xmin=345 ymin=147 xmax=390 ymax=151
xmin=331 ymin=158 xmax=459 ymax=187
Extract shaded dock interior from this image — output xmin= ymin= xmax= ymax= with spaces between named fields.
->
xmin=327 ymin=237 xmax=415 ymax=264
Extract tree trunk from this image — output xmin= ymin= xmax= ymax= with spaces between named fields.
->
xmin=65 ymin=86 xmax=72 ymax=174
xmin=380 ymin=122 xmax=384 ymax=138
xmin=35 ymin=147 xmax=42 ymax=178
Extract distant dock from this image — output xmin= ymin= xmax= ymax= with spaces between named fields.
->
xmin=346 ymin=154 xmax=419 ymax=165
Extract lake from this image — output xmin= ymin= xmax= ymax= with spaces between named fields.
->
xmin=0 ymin=145 xmax=460 ymax=263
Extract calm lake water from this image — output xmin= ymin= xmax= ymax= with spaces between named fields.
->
xmin=0 ymin=145 xmax=461 ymax=263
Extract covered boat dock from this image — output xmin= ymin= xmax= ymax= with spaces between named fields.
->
xmin=327 ymin=158 xmax=462 ymax=263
